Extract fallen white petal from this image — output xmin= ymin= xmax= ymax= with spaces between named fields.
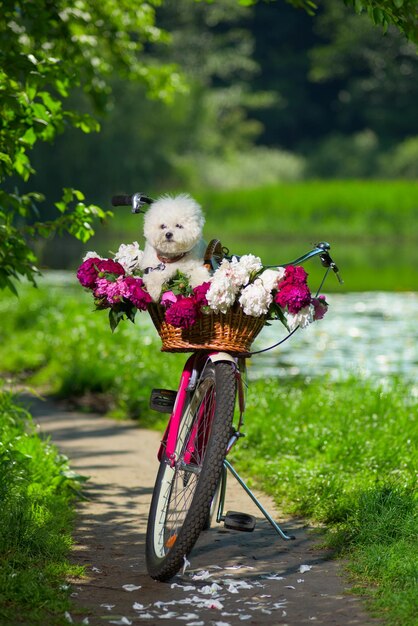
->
xmin=213 ymin=622 xmax=231 ymax=626
xmin=100 ymin=604 xmax=115 ymax=610
xmin=203 ymin=598 xmax=223 ymax=610
xmin=224 ymin=579 xmax=253 ymax=590
xmin=109 ymin=619 xmax=132 ymax=626
xmin=200 ymin=583 xmax=222 ymax=595
xmin=64 ymin=612 xmax=73 ymax=623
xmin=221 ymin=612 xmax=239 ymax=616
xmin=239 ymin=616 xmax=251 ymax=621
xmin=272 ymin=601 xmax=287 ymax=609
xmin=176 ymin=613 xmax=199 ymax=620
xmin=92 ymin=567 xmax=102 ymax=573
xmin=185 ymin=622 xmax=204 ymax=626
xmin=139 ymin=614 xmax=154 ymax=619
xmin=191 ymin=570 xmax=211 ymax=581
xmin=299 ymin=564 xmax=312 ymax=574
xmin=82 ymin=619 xmax=89 ymax=625
xmin=297 ymin=578 xmax=305 ymax=583
xmin=264 ymin=574 xmax=284 ymax=580
xmin=182 ymin=555 xmax=191 ymax=574
xmin=159 ymin=612 xmax=178 ymax=619
xmin=285 ymin=585 xmax=296 ymax=590
xmin=133 ymin=603 xmax=145 ymax=611
xmin=227 ymin=584 xmax=239 ymax=594
xmin=122 ymin=584 xmax=142 ymax=592
xmin=171 ymin=583 xmax=196 ymax=591
xmin=282 ymin=611 xmax=287 ymax=617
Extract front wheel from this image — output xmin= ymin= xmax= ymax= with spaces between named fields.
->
xmin=146 ymin=360 xmax=236 ymax=581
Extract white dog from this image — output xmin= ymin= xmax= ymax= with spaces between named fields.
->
xmin=140 ymin=193 xmax=211 ymax=302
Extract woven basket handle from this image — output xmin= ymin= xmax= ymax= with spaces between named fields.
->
xmin=204 ymin=239 xmax=225 ymax=271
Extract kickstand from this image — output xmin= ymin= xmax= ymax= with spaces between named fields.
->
xmin=216 ymin=459 xmax=295 ymax=540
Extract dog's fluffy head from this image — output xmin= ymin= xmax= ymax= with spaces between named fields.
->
xmin=143 ymin=193 xmax=205 ymax=255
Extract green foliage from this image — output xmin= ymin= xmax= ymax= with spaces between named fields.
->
xmin=244 ymin=0 xmax=418 ymax=41
xmin=345 ymin=0 xmax=418 ymax=42
xmin=379 ymin=136 xmax=418 ymax=178
xmin=232 ymin=376 xmax=417 ymax=625
xmin=0 ymin=0 xmax=183 ymax=293
xmin=0 ymin=388 xmax=86 ymax=624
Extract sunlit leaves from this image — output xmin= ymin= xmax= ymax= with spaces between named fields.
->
xmin=0 ymin=0 xmax=183 ymax=293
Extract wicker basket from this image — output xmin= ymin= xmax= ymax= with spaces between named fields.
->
xmin=148 ymin=304 xmax=266 ymax=354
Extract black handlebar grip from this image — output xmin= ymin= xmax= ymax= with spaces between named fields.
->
xmin=111 ymin=194 xmax=133 ymax=207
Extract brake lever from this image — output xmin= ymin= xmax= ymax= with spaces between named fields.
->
xmin=320 ymin=251 xmax=343 ymax=284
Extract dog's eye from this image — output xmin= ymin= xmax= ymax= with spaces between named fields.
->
xmin=160 ymin=224 xmax=167 ymax=229
xmin=175 ymin=224 xmax=183 ymax=229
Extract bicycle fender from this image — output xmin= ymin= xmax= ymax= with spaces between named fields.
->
xmin=207 ymin=352 xmax=237 ymax=365
xmin=208 ymin=352 xmax=245 ymax=414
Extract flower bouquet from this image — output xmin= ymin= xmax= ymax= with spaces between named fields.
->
xmin=77 ymin=243 xmax=328 ymax=352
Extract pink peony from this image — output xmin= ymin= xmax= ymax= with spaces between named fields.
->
xmin=161 ymin=291 xmax=178 ymax=308
xmin=312 ymin=295 xmax=328 ymax=320
xmin=193 ymin=282 xmax=211 ymax=307
xmin=280 ymin=265 xmax=308 ymax=286
xmin=274 ymin=283 xmax=312 ymax=314
xmin=96 ymin=258 xmax=125 ymax=277
xmin=77 ymin=257 xmax=125 ymax=289
xmin=165 ymin=296 xmax=199 ymax=329
xmin=77 ymin=257 xmax=102 ymax=289
xmin=94 ymin=276 xmax=125 ymax=305
xmin=121 ymin=276 xmax=152 ymax=310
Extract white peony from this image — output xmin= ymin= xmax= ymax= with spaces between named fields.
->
xmin=114 ymin=242 xmax=143 ymax=274
xmin=213 ymin=254 xmax=263 ymax=289
xmin=206 ymin=272 xmax=238 ymax=313
xmin=238 ymin=278 xmax=272 ymax=317
xmin=259 ymin=267 xmax=286 ymax=292
xmin=83 ymin=250 xmax=103 ymax=261
xmin=286 ymin=305 xmax=314 ymax=331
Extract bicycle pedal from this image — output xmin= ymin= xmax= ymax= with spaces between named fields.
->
xmin=224 ymin=511 xmax=256 ymax=532
xmin=150 ymin=389 xmax=177 ymax=413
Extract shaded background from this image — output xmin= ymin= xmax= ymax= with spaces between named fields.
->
xmin=11 ymin=0 xmax=418 ymax=288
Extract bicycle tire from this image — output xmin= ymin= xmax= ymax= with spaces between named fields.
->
xmin=146 ymin=360 xmax=236 ymax=581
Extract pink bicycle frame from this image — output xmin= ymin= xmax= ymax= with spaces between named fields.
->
xmin=157 ymin=352 xmax=245 ymax=466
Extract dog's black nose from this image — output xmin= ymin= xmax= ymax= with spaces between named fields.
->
xmin=165 ymin=231 xmax=173 ymax=240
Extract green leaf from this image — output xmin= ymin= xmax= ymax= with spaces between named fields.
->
xmin=54 ymin=201 xmax=66 ymax=213
xmin=109 ymin=308 xmax=123 ymax=332
xmin=20 ymin=127 xmax=37 ymax=147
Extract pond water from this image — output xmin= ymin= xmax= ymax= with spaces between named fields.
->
xmin=249 ymin=292 xmax=418 ymax=382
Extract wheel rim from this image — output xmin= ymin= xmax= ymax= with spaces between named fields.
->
xmin=153 ymin=373 xmax=216 ymax=558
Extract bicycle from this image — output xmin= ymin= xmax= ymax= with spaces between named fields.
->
xmin=111 ymin=192 xmax=341 ymax=582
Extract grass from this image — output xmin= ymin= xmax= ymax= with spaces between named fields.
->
xmin=0 ymin=388 xmax=86 ymax=626
xmin=232 ymin=376 xmax=417 ymax=625
xmin=1 ymin=281 xmax=417 ymax=625
xmin=0 ymin=282 xmax=183 ymax=424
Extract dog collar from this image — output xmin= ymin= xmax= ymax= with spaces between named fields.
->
xmin=156 ymin=251 xmax=188 ymax=264
xmin=143 ymin=263 xmax=165 ymax=275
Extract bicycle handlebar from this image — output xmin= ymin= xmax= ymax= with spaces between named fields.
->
xmin=111 ymin=192 xmax=154 ymax=213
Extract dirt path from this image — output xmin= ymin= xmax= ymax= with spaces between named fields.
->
xmin=29 ymin=396 xmax=380 ymax=626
